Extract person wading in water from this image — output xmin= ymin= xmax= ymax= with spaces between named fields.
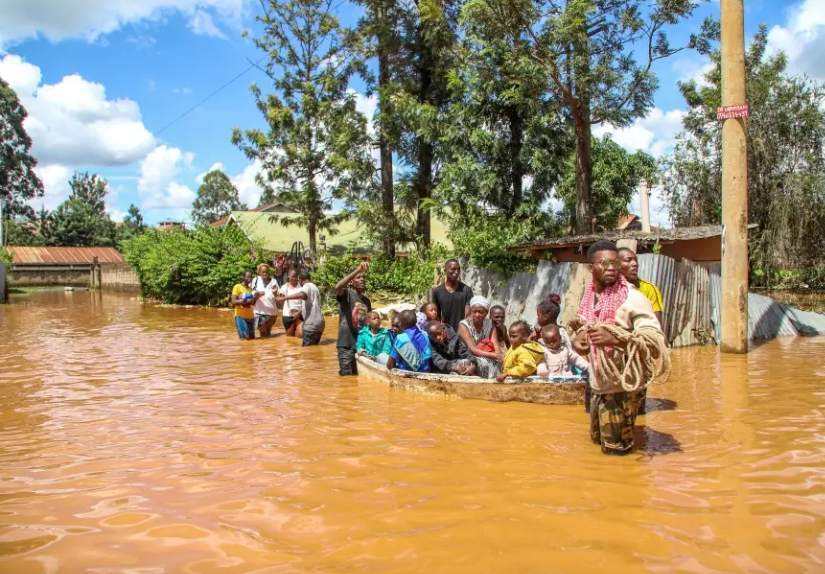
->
xmin=571 ymin=240 xmax=666 ymax=456
xmin=432 ymin=259 xmax=473 ymax=333
xmin=335 ymin=262 xmax=371 ymax=376
xmin=617 ymin=246 xmax=665 ymax=414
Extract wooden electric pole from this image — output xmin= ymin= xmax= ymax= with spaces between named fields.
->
xmin=720 ymin=0 xmax=749 ymax=353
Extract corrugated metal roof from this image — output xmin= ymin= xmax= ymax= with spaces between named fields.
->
xmin=8 ymin=246 xmax=124 ymax=264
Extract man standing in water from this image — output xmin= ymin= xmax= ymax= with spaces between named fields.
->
xmin=432 ymin=259 xmax=473 ymax=333
xmin=335 ymin=262 xmax=371 ymax=376
xmin=572 ymin=241 xmax=665 ymax=456
xmin=617 ymin=247 xmax=664 ymax=327
xmin=276 ymin=270 xmax=325 ymax=346
xmin=617 ymin=246 xmax=665 ymax=415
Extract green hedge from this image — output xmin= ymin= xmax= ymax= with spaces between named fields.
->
xmin=123 ymin=225 xmax=266 ymax=306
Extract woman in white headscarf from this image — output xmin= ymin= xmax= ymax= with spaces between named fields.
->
xmin=458 ymin=296 xmax=502 ymax=379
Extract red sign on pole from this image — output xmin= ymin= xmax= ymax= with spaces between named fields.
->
xmin=717 ymin=104 xmax=749 ymax=120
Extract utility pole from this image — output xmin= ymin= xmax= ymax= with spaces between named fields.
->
xmin=720 ymin=0 xmax=749 ymax=353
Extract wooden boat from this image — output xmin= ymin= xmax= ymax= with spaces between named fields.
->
xmin=355 ymin=355 xmax=587 ymax=405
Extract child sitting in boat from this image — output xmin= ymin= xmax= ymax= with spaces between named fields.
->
xmin=387 ymin=310 xmax=432 ymax=373
xmin=530 ymin=294 xmax=571 ymax=348
xmin=426 ymin=321 xmax=477 ymax=376
xmin=490 ymin=305 xmax=511 ymax=351
xmin=537 ymin=324 xmax=589 ymax=377
xmin=421 ymin=302 xmax=455 ymax=336
xmin=497 ymin=321 xmax=545 ymax=382
xmin=356 ymin=311 xmax=392 ymax=366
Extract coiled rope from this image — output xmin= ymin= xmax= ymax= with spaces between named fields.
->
xmin=589 ymin=324 xmax=671 ymax=393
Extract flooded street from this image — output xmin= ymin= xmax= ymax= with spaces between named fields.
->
xmin=2 ymin=290 xmax=825 ymax=573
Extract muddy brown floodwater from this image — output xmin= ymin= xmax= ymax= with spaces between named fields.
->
xmin=2 ymin=291 xmax=825 ymax=573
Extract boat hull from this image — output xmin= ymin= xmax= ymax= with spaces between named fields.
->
xmin=356 ymin=356 xmax=587 ymax=405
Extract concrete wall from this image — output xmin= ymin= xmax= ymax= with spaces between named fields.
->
xmin=10 ymin=266 xmax=91 ymax=287
xmin=100 ymin=263 xmax=139 ymax=292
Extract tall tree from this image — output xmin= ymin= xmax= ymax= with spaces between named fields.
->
xmin=465 ymin=0 xmax=713 ymax=233
xmin=355 ymin=0 xmax=402 ymax=257
xmin=47 ymin=172 xmax=116 ymax=247
xmin=233 ymin=0 xmax=376 ymax=254
xmin=0 ymin=76 xmax=44 ymax=218
xmin=116 ymin=204 xmax=146 ymax=245
xmin=191 ymin=170 xmax=246 ymax=226
xmin=557 ymin=135 xmax=657 ymax=229
xmin=662 ymin=25 xmax=825 ymax=282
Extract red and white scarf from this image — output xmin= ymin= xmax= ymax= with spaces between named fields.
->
xmin=577 ymin=274 xmax=630 ymax=327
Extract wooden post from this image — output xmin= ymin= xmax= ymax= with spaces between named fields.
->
xmin=720 ymin=0 xmax=749 ymax=354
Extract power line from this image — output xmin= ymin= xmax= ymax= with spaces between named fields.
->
xmin=104 ymin=61 xmax=260 ymax=169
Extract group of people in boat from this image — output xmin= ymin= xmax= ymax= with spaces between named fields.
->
xmin=231 ymin=241 xmax=666 ymax=456
xmin=332 ymin=242 xmax=666 ymax=457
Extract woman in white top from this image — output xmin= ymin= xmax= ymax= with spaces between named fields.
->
xmin=251 ymin=264 xmax=280 ymax=337
xmin=280 ymin=266 xmax=305 ymax=337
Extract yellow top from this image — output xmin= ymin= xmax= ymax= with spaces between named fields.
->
xmin=502 ymin=342 xmax=545 ymax=378
xmin=232 ymin=284 xmax=255 ymax=320
xmin=638 ymin=279 xmax=664 ymax=313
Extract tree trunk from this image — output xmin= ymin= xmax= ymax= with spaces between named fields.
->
xmin=377 ymin=5 xmax=395 ymax=259
xmin=508 ymin=106 xmax=524 ymax=214
xmin=308 ymin=218 xmax=317 ymax=256
xmin=574 ymin=115 xmax=594 ymax=233
xmin=416 ymin=140 xmax=432 ymax=247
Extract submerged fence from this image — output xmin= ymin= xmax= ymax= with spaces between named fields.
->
xmin=465 ymin=254 xmax=825 ymax=349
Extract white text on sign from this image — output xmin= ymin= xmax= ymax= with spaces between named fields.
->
xmin=717 ymin=104 xmax=749 ymax=120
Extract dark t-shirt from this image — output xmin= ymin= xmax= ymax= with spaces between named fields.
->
xmin=336 ymin=289 xmax=371 ymax=349
xmin=432 ymin=282 xmax=473 ymax=333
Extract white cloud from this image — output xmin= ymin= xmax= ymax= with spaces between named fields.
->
xmin=195 ymin=162 xmax=225 ymax=184
xmin=0 ymin=0 xmax=247 ymax=47
xmin=672 ymin=56 xmax=714 ymax=87
xmin=593 ymin=108 xmax=685 ymax=158
xmin=0 ymin=54 xmax=156 ymax=167
xmin=188 ymin=8 xmax=227 ymax=39
xmin=350 ymin=90 xmax=378 ymax=137
xmin=138 ymin=145 xmax=197 ymax=210
xmin=767 ymin=0 xmax=825 ymax=81
xmin=33 ymin=165 xmax=72 ymax=210
xmin=229 ymin=159 xmax=264 ymax=207
xmin=173 ymin=87 xmax=193 ymax=94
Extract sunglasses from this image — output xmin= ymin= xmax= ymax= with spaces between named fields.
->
xmin=595 ymin=258 xmax=622 ymax=270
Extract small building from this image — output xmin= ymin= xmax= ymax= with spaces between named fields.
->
xmin=7 ymin=246 xmax=125 ymax=288
xmin=511 ymin=226 xmax=731 ymax=263
xmin=157 ymin=219 xmax=184 ymax=232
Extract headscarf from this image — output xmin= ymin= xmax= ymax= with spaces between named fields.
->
xmin=416 ymin=311 xmax=428 ymax=332
xmin=469 ymin=296 xmax=490 ymax=310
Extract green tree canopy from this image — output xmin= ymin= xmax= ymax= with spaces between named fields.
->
xmin=191 ymin=170 xmax=246 ymax=226
xmin=233 ymin=0 xmax=376 ymax=254
xmin=0 ymin=76 xmax=44 ymax=218
xmin=557 ymin=135 xmax=657 ymax=230
xmin=661 ymin=25 xmax=825 ymax=282
xmin=46 ymin=172 xmax=116 ymax=247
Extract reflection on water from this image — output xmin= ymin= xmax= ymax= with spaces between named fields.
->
xmin=2 ymin=290 xmax=825 ymax=573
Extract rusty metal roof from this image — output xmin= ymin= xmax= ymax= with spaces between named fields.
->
xmin=8 ymin=246 xmax=124 ymax=264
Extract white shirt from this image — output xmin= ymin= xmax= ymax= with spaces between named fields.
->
xmin=281 ymin=283 xmax=304 ymax=315
xmin=251 ymin=276 xmax=279 ymax=316
xmin=301 ymin=282 xmax=325 ymax=331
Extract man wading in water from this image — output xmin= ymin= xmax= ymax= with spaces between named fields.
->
xmin=572 ymin=240 xmax=665 ymax=456
xmin=335 ymin=262 xmax=371 ymax=376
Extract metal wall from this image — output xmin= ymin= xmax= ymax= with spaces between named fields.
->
xmin=465 ymin=254 xmax=825 ymax=349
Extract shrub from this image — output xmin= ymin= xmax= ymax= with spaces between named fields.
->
xmin=1 ymin=247 xmax=11 ymax=303
xmin=123 ymin=225 xmax=266 ymax=306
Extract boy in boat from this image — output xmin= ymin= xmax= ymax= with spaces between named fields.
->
xmin=422 ymin=302 xmax=455 ymax=336
xmin=356 ymin=311 xmax=393 ymax=365
xmin=571 ymin=240 xmax=665 ymax=456
xmin=496 ymin=321 xmax=545 ymax=382
xmin=537 ymin=324 xmax=590 ymax=377
xmin=231 ymin=270 xmax=260 ymax=341
xmin=386 ymin=310 xmax=432 ymax=373
xmin=335 ymin=262 xmax=371 ymax=376
xmin=427 ymin=321 xmax=477 ymax=376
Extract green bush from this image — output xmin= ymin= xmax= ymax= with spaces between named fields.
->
xmin=123 ymin=225 xmax=266 ymax=306
xmin=448 ymin=212 xmax=541 ymax=277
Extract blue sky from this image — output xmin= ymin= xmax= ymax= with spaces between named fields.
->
xmin=0 ymin=0 xmax=820 ymax=227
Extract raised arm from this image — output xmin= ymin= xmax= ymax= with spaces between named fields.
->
xmin=335 ymin=262 xmax=369 ymax=297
